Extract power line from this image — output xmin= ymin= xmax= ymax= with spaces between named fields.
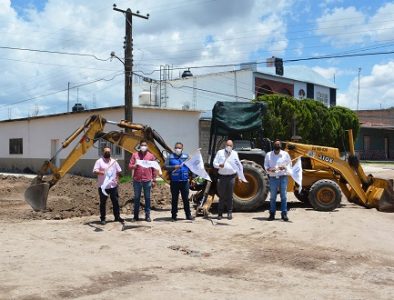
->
xmin=284 ymin=50 xmax=394 ymax=63
xmin=0 ymin=71 xmax=124 ymax=110
xmin=133 ymin=49 xmax=394 ymax=75
xmin=0 ymin=46 xmax=110 ymax=61
xmin=0 ymin=57 xmax=120 ymax=71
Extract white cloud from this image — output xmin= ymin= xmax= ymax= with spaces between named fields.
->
xmin=315 ymin=6 xmax=367 ymax=47
xmin=0 ymin=0 xmax=295 ymax=119
xmin=337 ymin=60 xmax=394 ymax=110
xmin=312 ymin=66 xmax=340 ymax=80
xmin=315 ymin=2 xmax=394 ymax=47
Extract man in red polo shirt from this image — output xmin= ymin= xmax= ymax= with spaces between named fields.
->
xmin=129 ymin=139 xmax=157 ymax=222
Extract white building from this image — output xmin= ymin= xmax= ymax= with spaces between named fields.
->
xmin=0 ymin=106 xmax=200 ymax=176
xmin=138 ymin=64 xmax=337 ymax=117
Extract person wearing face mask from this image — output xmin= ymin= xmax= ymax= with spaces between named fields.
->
xmin=165 ymin=142 xmax=193 ymax=221
xmin=264 ymin=139 xmax=291 ymax=221
xmin=128 ymin=140 xmax=157 ymax=222
xmin=213 ymin=139 xmax=239 ymax=220
xmin=93 ymin=146 xmax=124 ymax=225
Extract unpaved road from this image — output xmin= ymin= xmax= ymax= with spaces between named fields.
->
xmin=1 ymin=164 xmax=394 ymax=299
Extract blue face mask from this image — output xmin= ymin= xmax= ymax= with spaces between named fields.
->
xmin=175 ymin=148 xmax=182 ymax=155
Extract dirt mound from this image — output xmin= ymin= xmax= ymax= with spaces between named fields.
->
xmin=0 ymin=174 xmax=172 ymax=220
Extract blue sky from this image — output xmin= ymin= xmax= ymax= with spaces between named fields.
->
xmin=1 ymin=0 xmax=394 ymax=120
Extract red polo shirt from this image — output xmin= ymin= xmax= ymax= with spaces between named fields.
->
xmin=128 ymin=151 xmax=156 ymax=182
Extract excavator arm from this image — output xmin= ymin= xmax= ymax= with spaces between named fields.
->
xmin=24 ymin=115 xmax=173 ymax=211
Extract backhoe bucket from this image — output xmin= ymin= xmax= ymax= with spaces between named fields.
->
xmin=24 ymin=179 xmax=50 ymax=211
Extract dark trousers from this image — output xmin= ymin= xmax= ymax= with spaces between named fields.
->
xmin=98 ymin=186 xmax=120 ymax=221
xmin=170 ymin=181 xmax=191 ymax=218
xmin=217 ymin=174 xmax=236 ymax=215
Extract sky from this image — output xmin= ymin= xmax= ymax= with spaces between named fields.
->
xmin=1 ymin=0 xmax=394 ymax=120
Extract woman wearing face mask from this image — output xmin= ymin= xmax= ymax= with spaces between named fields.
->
xmin=213 ymin=139 xmax=239 ymax=220
xmin=164 ymin=142 xmax=193 ymax=221
xmin=129 ymin=140 xmax=157 ymax=222
xmin=264 ymin=139 xmax=291 ymax=221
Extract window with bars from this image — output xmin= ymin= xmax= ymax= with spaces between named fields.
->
xmin=97 ymin=139 xmax=122 ymax=157
xmin=9 ymin=138 xmax=23 ymax=154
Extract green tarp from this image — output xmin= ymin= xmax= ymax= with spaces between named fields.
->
xmin=210 ymin=101 xmax=266 ymax=136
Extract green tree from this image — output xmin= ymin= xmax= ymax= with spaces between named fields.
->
xmin=329 ymin=106 xmax=360 ymax=151
xmin=255 ymin=94 xmax=358 ymax=149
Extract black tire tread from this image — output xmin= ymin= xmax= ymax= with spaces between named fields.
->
xmin=232 ymin=160 xmax=269 ymax=212
xmin=309 ymin=179 xmax=341 ymax=211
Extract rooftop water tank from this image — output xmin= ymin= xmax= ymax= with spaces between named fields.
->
xmin=72 ymin=103 xmax=84 ymax=112
xmin=139 ymin=90 xmax=156 ymax=106
xmin=181 ymin=68 xmax=193 ymax=78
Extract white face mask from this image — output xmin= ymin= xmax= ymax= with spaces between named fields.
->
xmin=140 ymin=146 xmax=148 ymax=152
xmin=225 ymin=146 xmax=233 ymax=153
xmin=175 ymin=148 xmax=182 ymax=155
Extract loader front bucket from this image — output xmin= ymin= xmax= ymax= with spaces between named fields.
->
xmin=367 ymin=178 xmax=394 ymax=212
xmin=24 ymin=178 xmax=50 ymax=211
xmin=378 ymin=181 xmax=394 ymax=212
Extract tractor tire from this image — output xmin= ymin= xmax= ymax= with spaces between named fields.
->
xmin=232 ymin=160 xmax=269 ymax=212
xmin=309 ymin=179 xmax=341 ymax=211
xmin=294 ymin=188 xmax=310 ymax=204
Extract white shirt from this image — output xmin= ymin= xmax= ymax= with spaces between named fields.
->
xmin=213 ymin=149 xmax=239 ymax=175
xmin=264 ymin=150 xmax=291 ymax=177
xmin=93 ymin=157 xmax=122 ymax=188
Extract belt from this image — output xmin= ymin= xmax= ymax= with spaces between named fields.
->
xmin=219 ymin=173 xmax=236 ymax=177
xmin=269 ymin=174 xmax=286 ymax=178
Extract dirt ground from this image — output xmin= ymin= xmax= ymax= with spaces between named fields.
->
xmin=0 ymin=164 xmax=394 ymax=299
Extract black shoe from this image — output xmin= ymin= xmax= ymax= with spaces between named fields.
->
xmin=186 ymin=215 xmax=194 ymax=221
xmin=227 ymin=212 xmax=232 ymax=220
xmin=115 ymin=217 xmax=124 ymax=223
xmin=100 ymin=220 xmax=106 ymax=225
xmin=145 ymin=216 xmax=151 ymax=222
xmin=217 ymin=214 xmax=222 ymax=220
xmin=281 ymin=213 xmax=289 ymax=222
xmin=171 ymin=216 xmax=177 ymax=222
xmin=268 ymin=212 xmax=275 ymax=221
xmin=133 ymin=212 xmax=139 ymax=222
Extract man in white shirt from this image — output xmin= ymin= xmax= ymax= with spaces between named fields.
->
xmin=213 ymin=140 xmax=239 ymax=220
xmin=264 ymin=139 xmax=291 ymax=221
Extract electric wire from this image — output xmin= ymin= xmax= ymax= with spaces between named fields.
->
xmin=0 ymin=46 xmax=110 ymax=61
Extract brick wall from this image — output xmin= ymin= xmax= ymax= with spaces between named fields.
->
xmin=199 ymin=119 xmax=211 ymax=162
xmin=255 ymin=77 xmax=294 ymax=97
xmin=356 ymin=109 xmax=394 ymax=126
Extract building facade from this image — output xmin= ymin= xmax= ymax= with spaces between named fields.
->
xmin=0 ymin=106 xmax=200 ymax=175
xmin=137 ymin=64 xmax=337 ymax=116
xmin=355 ymin=109 xmax=394 ymax=160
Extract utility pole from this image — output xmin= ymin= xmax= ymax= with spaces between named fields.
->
xmin=67 ymin=82 xmax=70 ymax=112
xmin=113 ymin=4 xmax=149 ymax=172
xmin=357 ymin=67 xmax=361 ymax=111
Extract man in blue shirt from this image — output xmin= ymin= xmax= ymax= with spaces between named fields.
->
xmin=165 ymin=142 xmax=193 ymax=221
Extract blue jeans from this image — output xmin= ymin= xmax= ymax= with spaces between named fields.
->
xmin=133 ymin=180 xmax=152 ymax=214
xmin=170 ymin=181 xmax=191 ymax=218
xmin=269 ymin=175 xmax=288 ymax=214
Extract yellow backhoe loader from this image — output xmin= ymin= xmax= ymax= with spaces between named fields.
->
xmin=24 ymin=114 xmax=173 ymax=211
xmin=285 ymin=130 xmax=394 ymax=212
xmin=192 ymin=101 xmax=394 ymax=215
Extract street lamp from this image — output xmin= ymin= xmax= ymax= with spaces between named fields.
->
xmin=110 ymin=51 xmax=124 ymax=65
